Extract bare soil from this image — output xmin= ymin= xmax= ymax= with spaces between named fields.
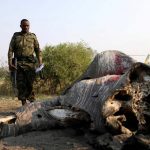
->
xmin=0 ymin=97 xmax=94 ymax=150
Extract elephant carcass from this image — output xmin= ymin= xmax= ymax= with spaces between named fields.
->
xmin=61 ymin=62 xmax=150 ymax=134
xmin=0 ymin=62 xmax=149 ymax=139
xmin=0 ymin=50 xmax=149 ymax=139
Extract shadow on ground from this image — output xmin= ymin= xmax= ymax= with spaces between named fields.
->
xmin=0 ymin=128 xmax=94 ymax=150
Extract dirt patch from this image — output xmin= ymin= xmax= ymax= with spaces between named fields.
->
xmin=0 ymin=129 xmax=94 ymax=150
xmin=0 ymin=97 xmax=94 ymax=150
xmin=0 ymin=97 xmax=20 ymax=113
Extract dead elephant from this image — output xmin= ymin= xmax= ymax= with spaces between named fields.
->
xmin=0 ymin=51 xmax=149 ymax=145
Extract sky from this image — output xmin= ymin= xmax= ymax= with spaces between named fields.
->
xmin=0 ymin=0 xmax=150 ymax=66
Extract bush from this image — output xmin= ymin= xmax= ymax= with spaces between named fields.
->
xmin=0 ymin=68 xmax=14 ymax=96
xmin=42 ymin=42 xmax=94 ymax=94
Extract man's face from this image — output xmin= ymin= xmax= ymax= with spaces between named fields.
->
xmin=20 ymin=21 xmax=30 ymax=33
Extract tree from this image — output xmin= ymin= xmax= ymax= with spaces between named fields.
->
xmin=0 ymin=67 xmax=8 ymax=79
xmin=42 ymin=42 xmax=94 ymax=94
xmin=0 ymin=66 xmax=13 ymax=96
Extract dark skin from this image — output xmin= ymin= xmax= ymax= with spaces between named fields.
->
xmin=20 ymin=20 xmax=30 ymax=33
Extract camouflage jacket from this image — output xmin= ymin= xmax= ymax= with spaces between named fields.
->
xmin=8 ymin=32 xmax=41 ymax=69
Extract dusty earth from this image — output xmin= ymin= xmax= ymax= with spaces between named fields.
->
xmin=0 ymin=97 xmax=94 ymax=150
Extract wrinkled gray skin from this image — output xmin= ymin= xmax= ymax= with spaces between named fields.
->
xmin=1 ymin=50 xmax=150 ymax=139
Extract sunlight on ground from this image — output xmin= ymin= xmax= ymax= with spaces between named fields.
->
xmin=0 ymin=94 xmax=53 ymax=112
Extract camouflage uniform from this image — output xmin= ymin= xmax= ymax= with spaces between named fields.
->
xmin=8 ymin=32 xmax=41 ymax=102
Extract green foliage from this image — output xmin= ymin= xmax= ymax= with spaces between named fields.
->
xmin=0 ymin=70 xmax=14 ymax=96
xmin=42 ymin=42 xmax=94 ymax=94
xmin=0 ymin=67 xmax=8 ymax=79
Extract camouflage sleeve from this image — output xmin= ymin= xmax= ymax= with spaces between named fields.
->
xmin=33 ymin=34 xmax=42 ymax=64
xmin=8 ymin=34 xmax=15 ymax=65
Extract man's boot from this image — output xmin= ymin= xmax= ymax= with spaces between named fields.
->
xmin=27 ymin=92 xmax=36 ymax=103
xmin=21 ymin=99 xmax=27 ymax=105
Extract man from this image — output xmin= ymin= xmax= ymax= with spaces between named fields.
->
xmin=8 ymin=19 xmax=42 ymax=105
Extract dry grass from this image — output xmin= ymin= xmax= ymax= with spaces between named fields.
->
xmin=0 ymin=96 xmax=20 ymax=112
xmin=0 ymin=95 xmax=52 ymax=113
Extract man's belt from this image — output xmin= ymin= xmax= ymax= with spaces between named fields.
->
xmin=16 ymin=56 xmax=36 ymax=63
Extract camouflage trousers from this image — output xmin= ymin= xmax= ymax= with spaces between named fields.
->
xmin=17 ymin=66 xmax=36 ymax=102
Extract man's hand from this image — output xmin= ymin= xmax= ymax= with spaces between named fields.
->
xmin=9 ymin=63 xmax=17 ymax=71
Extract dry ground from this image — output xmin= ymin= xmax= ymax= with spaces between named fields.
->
xmin=0 ymin=96 xmax=94 ymax=150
